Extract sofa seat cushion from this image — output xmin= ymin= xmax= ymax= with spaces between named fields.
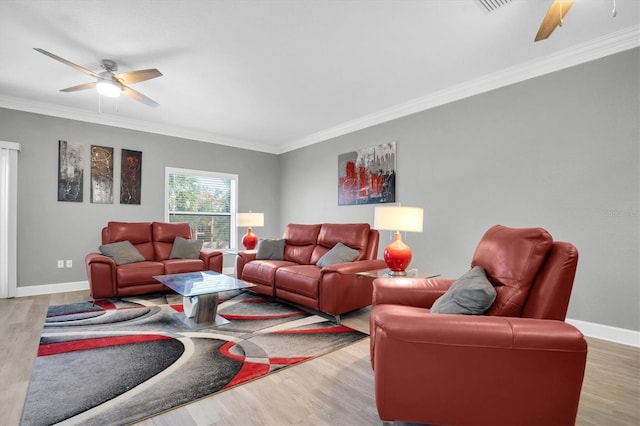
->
xmin=242 ymin=260 xmax=298 ymax=286
xmin=116 ymin=261 xmax=165 ymax=287
xmin=163 ymin=259 xmax=205 ymax=275
xmin=275 ymin=265 xmax=322 ymax=299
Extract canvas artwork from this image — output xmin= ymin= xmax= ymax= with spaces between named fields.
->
xmin=57 ymin=140 xmax=84 ymax=202
xmin=90 ymin=145 xmax=114 ymax=204
xmin=338 ymin=141 xmax=396 ymax=205
xmin=120 ymin=149 xmax=142 ymax=205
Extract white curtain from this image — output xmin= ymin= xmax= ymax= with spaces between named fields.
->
xmin=0 ymin=141 xmax=20 ymax=298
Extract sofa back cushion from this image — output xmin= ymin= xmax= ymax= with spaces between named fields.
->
xmin=153 ymin=222 xmax=193 ymax=261
xmin=283 ymin=224 xmax=321 ymax=264
xmin=521 ymin=241 xmax=579 ymax=321
xmin=364 ymin=229 xmax=381 ymax=261
xmin=471 ymin=225 xmax=553 ymax=317
xmin=312 ymin=223 xmax=371 ymax=264
xmin=103 ymin=222 xmax=155 ymax=261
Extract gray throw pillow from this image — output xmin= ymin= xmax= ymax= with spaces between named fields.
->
xmin=99 ymin=240 xmax=145 ymax=265
xmin=256 ymin=238 xmax=285 ymax=260
xmin=170 ymin=237 xmax=203 ymax=259
xmin=316 ymin=242 xmax=360 ymax=268
xmin=431 ymin=266 xmax=497 ymax=315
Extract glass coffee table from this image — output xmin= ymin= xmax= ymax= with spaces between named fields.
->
xmin=154 ymin=271 xmax=255 ymax=329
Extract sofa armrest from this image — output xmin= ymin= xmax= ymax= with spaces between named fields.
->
xmin=235 ymin=250 xmax=257 ymax=279
xmin=315 ymin=259 xmax=387 ymax=316
xmin=373 ymin=277 xmax=455 ymax=309
xmin=320 ymin=258 xmax=387 ymax=275
xmin=85 ymin=252 xmax=117 ymax=299
xmin=370 ymin=306 xmax=588 ymax=425
xmin=199 ymin=249 xmax=223 ymax=272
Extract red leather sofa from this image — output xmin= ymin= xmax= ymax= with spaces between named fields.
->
xmin=236 ymin=223 xmax=387 ymax=322
xmin=370 ymin=225 xmax=587 ymax=426
xmin=85 ymin=221 xmax=223 ymax=299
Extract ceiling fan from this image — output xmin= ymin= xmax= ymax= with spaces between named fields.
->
xmin=476 ymin=0 xmax=577 ymax=42
xmin=534 ymin=0 xmax=574 ymax=42
xmin=33 ymin=48 xmax=162 ymax=107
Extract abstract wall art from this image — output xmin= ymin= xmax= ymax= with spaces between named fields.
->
xmin=338 ymin=141 xmax=396 ymax=205
xmin=57 ymin=140 xmax=84 ymax=202
xmin=90 ymin=145 xmax=114 ymax=204
xmin=120 ymin=149 xmax=142 ymax=205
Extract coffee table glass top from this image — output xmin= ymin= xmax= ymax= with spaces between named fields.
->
xmin=154 ymin=271 xmax=255 ymax=297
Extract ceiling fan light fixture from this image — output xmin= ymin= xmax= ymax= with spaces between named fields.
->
xmin=96 ymin=79 xmax=122 ymax=98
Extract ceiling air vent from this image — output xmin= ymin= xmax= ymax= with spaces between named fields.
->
xmin=475 ymin=0 xmax=513 ymax=13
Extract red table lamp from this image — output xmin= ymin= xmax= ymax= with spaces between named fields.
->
xmin=237 ymin=212 xmax=264 ymax=250
xmin=374 ymin=205 xmax=424 ymax=276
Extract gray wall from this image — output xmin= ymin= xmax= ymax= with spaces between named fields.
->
xmin=1 ymin=48 xmax=637 ymax=331
xmin=279 ymin=48 xmax=639 ymax=331
xmin=0 ymin=109 xmax=281 ymax=287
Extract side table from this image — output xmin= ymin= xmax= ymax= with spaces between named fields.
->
xmin=356 ymin=269 xmax=440 ymax=279
xmin=355 ymin=269 xmax=440 ymax=306
xmin=221 ymin=249 xmax=257 ymax=277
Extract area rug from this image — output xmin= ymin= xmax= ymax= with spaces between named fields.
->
xmin=21 ymin=291 xmax=367 ymax=426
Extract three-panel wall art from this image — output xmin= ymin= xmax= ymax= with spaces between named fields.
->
xmin=57 ymin=140 xmax=142 ymax=205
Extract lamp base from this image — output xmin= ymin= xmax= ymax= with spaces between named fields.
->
xmin=383 ymin=232 xmax=412 ymax=275
xmin=242 ymin=227 xmax=258 ymax=250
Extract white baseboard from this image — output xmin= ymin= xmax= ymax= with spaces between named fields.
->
xmin=14 ymin=282 xmax=639 ymax=348
xmin=16 ymin=281 xmax=89 ymax=297
xmin=566 ymin=318 xmax=640 ymax=348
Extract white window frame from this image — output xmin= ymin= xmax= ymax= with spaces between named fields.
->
xmin=164 ymin=167 xmax=238 ymax=250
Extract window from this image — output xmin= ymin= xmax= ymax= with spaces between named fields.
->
xmin=165 ymin=167 xmax=238 ymax=249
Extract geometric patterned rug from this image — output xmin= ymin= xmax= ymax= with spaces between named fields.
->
xmin=20 ymin=290 xmax=367 ymax=426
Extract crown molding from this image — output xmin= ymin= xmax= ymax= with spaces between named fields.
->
xmin=2 ymin=25 xmax=638 ymax=155
xmin=281 ymin=25 xmax=640 ymax=154
xmin=0 ymin=95 xmax=277 ymax=154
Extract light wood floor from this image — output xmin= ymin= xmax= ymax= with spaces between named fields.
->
xmin=1 ymin=291 xmax=638 ymax=425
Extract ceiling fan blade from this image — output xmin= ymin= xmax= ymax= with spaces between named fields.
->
xmin=534 ymin=0 xmax=574 ymax=42
xmin=60 ymin=82 xmax=97 ymax=92
xmin=114 ymin=69 xmax=162 ymax=84
xmin=33 ymin=48 xmax=102 ymax=78
xmin=122 ymin=85 xmax=159 ymax=108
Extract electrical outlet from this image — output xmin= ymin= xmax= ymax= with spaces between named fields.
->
xmin=66 ymin=259 xmax=73 ymax=268
xmin=57 ymin=260 xmax=64 ymax=268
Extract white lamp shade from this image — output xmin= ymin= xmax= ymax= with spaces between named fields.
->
xmin=374 ymin=206 xmax=423 ymax=233
xmin=237 ymin=212 xmax=264 ymax=227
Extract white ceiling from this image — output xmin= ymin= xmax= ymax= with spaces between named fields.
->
xmin=1 ymin=0 xmax=638 ymax=154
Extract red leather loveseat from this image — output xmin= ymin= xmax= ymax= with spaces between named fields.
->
xmin=236 ymin=223 xmax=386 ymax=322
xmin=85 ymin=221 xmax=223 ymax=299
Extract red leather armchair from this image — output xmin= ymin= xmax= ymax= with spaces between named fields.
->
xmin=370 ymin=225 xmax=587 ymax=426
